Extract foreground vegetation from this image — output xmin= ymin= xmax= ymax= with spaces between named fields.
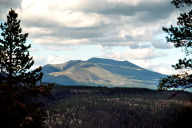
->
xmin=44 ymin=85 xmax=192 ymax=128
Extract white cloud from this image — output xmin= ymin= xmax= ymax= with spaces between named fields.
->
xmin=33 ymin=55 xmax=47 ymax=66
xmin=131 ymin=59 xmax=152 ymax=69
xmin=102 ymin=52 xmax=127 ymax=60
xmin=47 ymin=55 xmax=70 ymax=64
xmin=19 ymin=1 xmax=105 ymax=28
xmin=30 ymin=65 xmax=42 ymax=70
xmin=154 ymin=67 xmax=176 ymax=75
xmin=101 ymin=46 xmax=163 ymax=61
xmin=98 ymin=45 xmax=113 ymax=51
xmin=151 ymin=64 xmax=180 ymax=75
xmin=126 ymin=47 xmax=155 ymax=59
xmin=23 ymin=27 xmax=53 ymax=37
xmin=45 ymin=46 xmax=76 ymax=51
xmin=33 ymin=54 xmax=71 ymax=65
xmin=15 ymin=0 xmax=181 ymax=47
xmin=34 ymin=37 xmax=90 ymax=46
xmin=1 ymin=0 xmax=189 ymax=75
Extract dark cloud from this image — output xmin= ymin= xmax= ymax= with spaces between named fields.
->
xmin=0 ymin=0 xmax=21 ymax=11
xmin=9 ymin=0 xmax=188 ymax=50
xmin=79 ymin=1 xmax=191 ymax=24
xmin=0 ymin=0 xmax=188 ymax=74
xmin=79 ymin=1 xmax=177 ymax=22
xmin=124 ymin=35 xmax=133 ymax=40
xmin=53 ymin=28 xmax=105 ymax=40
xmin=24 ymin=24 xmax=106 ymax=40
xmin=0 ymin=0 xmax=22 ymax=19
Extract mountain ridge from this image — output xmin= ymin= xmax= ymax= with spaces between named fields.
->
xmin=42 ymin=58 xmax=166 ymax=89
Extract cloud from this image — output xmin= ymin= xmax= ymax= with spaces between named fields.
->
xmin=0 ymin=0 xmax=22 ymax=19
xmin=44 ymin=46 xmax=76 ymax=51
xmin=152 ymin=39 xmax=174 ymax=49
xmin=127 ymin=48 xmax=155 ymax=59
xmin=98 ymin=45 xmax=113 ymax=51
xmin=1 ymin=0 xmax=189 ymax=75
xmin=10 ymin=0 xmax=185 ymax=49
xmin=33 ymin=37 xmax=90 ymax=46
xmin=1 ymin=0 xmax=189 ymax=48
xmin=150 ymin=63 xmax=180 ymax=75
xmin=46 ymin=55 xmax=71 ymax=64
xmin=33 ymin=55 xmax=48 ymax=66
xmin=101 ymin=52 xmax=128 ymax=61
xmin=0 ymin=0 xmax=21 ymax=10
xmin=130 ymin=59 xmax=153 ymax=70
xmin=97 ymin=1 xmax=175 ymax=21
xmin=33 ymin=54 xmax=71 ymax=65
xmin=101 ymin=46 xmax=167 ymax=61
xmin=134 ymin=61 xmax=179 ymax=75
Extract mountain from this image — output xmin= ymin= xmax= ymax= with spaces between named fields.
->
xmin=42 ymin=58 xmax=166 ymax=89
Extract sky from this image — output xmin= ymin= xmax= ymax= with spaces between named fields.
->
xmin=0 ymin=0 xmax=191 ymax=75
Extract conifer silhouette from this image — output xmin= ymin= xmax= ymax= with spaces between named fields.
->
xmin=0 ymin=9 xmax=53 ymax=128
xmin=158 ymin=0 xmax=192 ymax=91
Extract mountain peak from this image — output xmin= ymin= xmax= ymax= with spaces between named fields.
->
xmin=42 ymin=58 xmax=166 ymax=89
xmin=88 ymin=57 xmax=143 ymax=69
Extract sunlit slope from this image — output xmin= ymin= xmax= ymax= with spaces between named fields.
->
xmin=42 ymin=58 xmax=166 ymax=89
xmin=88 ymin=58 xmax=164 ymax=81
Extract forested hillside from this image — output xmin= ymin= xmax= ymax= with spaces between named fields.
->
xmin=44 ymin=85 xmax=192 ymax=128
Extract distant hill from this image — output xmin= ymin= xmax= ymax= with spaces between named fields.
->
xmin=42 ymin=58 xmax=166 ymax=89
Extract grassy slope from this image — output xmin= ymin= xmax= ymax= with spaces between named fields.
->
xmin=49 ymin=62 xmax=144 ymax=87
xmin=42 ymin=58 xmax=164 ymax=88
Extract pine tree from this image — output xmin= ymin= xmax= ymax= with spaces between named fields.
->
xmin=171 ymin=0 xmax=192 ymax=7
xmin=158 ymin=0 xmax=192 ymax=91
xmin=0 ymin=9 xmax=53 ymax=128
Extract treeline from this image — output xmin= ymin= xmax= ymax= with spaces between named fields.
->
xmin=44 ymin=85 xmax=192 ymax=128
